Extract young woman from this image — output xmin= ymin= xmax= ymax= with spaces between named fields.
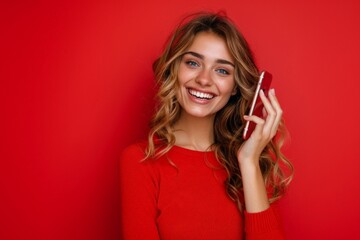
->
xmin=119 ymin=12 xmax=293 ymax=239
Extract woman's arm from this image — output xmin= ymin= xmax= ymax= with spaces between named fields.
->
xmin=237 ymin=89 xmax=285 ymax=239
xmin=119 ymin=144 xmax=160 ymax=240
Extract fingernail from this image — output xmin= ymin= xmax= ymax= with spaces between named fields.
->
xmin=244 ymin=115 xmax=249 ymax=119
xmin=270 ymin=88 xmax=275 ymax=96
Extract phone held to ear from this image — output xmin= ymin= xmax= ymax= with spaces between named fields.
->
xmin=242 ymin=71 xmax=272 ymax=140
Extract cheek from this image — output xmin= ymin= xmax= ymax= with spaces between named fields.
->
xmin=177 ymin=65 xmax=186 ymax=84
xmin=218 ymin=79 xmax=236 ymax=95
xmin=177 ymin=65 xmax=197 ymax=85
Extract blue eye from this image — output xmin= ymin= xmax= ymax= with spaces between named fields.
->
xmin=186 ymin=60 xmax=199 ymax=67
xmin=216 ymin=69 xmax=229 ymax=75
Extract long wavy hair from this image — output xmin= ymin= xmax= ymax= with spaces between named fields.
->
xmin=145 ymin=12 xmax=293 ymax=210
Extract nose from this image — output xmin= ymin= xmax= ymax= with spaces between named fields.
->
xmin=195 ymin=68 xmax=212 ymax=86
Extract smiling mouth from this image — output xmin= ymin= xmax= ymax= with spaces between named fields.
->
xmin=188 ymin=88 xmax=215 ymax=100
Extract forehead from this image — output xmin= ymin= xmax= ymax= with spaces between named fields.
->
xmin=186 ymin=32 xmax=234 ymax=62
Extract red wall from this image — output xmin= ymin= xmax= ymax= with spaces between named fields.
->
xmin=1 ymin=1 xmax=360 ymax=239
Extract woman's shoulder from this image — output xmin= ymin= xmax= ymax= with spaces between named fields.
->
xmin=119 ymin=139 xmax=175 ymax=171
xmin=119 ymin=140 xmax=153 ymax=178
xmin=120 ymin=140 xmax=148 ymax=161
xmin=119 ymin=139 xmax=166 ymax=166
xmin=119 ymin=140 xmax=161 ymax=189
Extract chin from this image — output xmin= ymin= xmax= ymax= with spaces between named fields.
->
xmin=182 ymin=108 xmax=216 ymax=119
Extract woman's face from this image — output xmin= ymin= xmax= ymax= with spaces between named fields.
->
xmin=176 ymin=31 xmax=236 ymax=119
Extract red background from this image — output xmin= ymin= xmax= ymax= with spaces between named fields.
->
xmin=1 ymin=1 xmax=360 ymax=239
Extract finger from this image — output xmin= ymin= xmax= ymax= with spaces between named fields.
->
xmin=244 ymin=114 xmax=265 ymax=139
xmin=262 ymin=106 xmax=267 ymax=118
xmin=259 ymin=90 xmax=276 ymax=137
xmin=268 ymin=89 xmax=283 ymax=136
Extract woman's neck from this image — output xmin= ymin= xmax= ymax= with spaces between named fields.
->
xmin=172 ymin=112 xmax=215 ymax=151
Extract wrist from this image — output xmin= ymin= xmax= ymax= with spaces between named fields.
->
xmin=238 ymin=157 xmax=260 ymax=169
xmin=239 ymin=160 xmax=262 ymax=177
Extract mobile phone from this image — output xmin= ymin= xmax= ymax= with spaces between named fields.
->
xmin=242 ymin=71 xmax=272 ymax=140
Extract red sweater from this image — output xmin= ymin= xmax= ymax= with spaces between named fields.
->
xmin=119 ymin=142 xmax=285 ymax=240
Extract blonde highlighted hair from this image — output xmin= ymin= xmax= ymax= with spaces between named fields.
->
xmin=145 ymin=12 xmax=293 ymax=210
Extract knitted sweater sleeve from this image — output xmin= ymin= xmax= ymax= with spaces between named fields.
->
xmin=119 ymin=144 xmax=160 ymax=240
xmin=244 ymin=204 xmax=285 ymax=240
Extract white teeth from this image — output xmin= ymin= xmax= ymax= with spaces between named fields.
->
xmin=188 ymin=89 xmax=214 ymax=99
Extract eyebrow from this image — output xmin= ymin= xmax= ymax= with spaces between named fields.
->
xmin=184 ymin=51 xmax=235 ymax=67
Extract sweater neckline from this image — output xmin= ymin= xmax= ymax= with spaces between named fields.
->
xmin=171 ymin=144 xmax=215 ymax=158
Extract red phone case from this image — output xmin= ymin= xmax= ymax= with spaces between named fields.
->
xmin=243 ymin=71 xmax=272 ymax=140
